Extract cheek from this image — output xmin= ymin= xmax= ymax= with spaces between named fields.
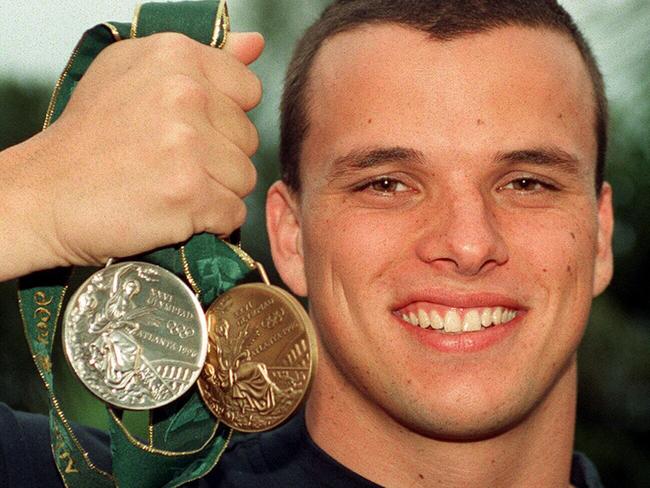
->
xmin=304 ymin=206 xmax=412 ymax=283
xmin=503 ymin=206 xmax=597 ymax=283
xmin=502 ymin=207 xmax=598 ymax=347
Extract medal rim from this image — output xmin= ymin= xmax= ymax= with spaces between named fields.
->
xmin=199 ymin=282 xmax=318 ymax=432
xmin=62 ymin=261 xmax=208 ymax=411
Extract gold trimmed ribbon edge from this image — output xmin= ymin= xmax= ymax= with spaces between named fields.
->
xmin=211 ymin=0 xmax=230 ymax=48
xmin=130 ymin=3 xmax=142 ymax=39
xmin=17 ymin=287 xmax=113 ymax=480
xmin=148 ymin=411 xmax=155 ymax=447
xmin=107 ymin=407 xmax=221 ymax=457
xmin=224 ymin=241 xmax=256 ymax=270
xmin=43 ymin=43 xmax=81 ymax=130
xmin=102 ymin=22 xmax=122 ymax=42
xmin=179 ymin=245 xmax=202 ymax=297
xmin=169 ymin=426 xmax=234 ymax=488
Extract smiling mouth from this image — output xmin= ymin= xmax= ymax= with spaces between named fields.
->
xmin=397 ymin=306 xmax=518 ymax=333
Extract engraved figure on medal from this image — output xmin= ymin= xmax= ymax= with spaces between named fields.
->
xmin=63 ymin=262 xmax=207 ymax=410
xmin=199 ymin=281 xmax=317 ymax=432
xmin=209 ymin=317 xmax=281 ymax=413
xmin=84 ymin=266 xmax=151 ymax=391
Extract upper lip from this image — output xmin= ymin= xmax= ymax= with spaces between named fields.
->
xmin=392 ymin=288 xmax=526 ymax=311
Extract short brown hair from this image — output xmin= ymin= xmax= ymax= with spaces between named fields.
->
xmin=280 ymin=0 xmax=607 ymax=193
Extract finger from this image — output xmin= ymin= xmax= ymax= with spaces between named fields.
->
xmin=223 ymin=32 xmax=265 ymax=66
xmin=194 ymin=48 xmax=262 ymax=111
xmin=206 ymin=91 xmax=259 ymax=156
xmin=203 ymin=135 xmax=258 ymax=198
xmin=123 ymin=32 xmax=263 ymax=112
xmin=199 ymin=32 xmax=263 ymax=111
xmin=194 ymin=183 xmax=248 ymax=237
xmin=148 ymin=58 xmax=260 ymax=140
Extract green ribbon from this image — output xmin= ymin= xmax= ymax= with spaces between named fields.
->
xmin=18 ymin=2 xmax=251 ymax=487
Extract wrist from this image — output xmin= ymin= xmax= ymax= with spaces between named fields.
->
xmin=0 ymin=134 xmax=71 ymax=280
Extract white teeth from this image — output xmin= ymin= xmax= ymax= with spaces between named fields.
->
xmin=400 ymin=306 xmax=518 ymax=332
xmin=502 ymin=310 xmax=517 ymax=323
xmin=417 ymin=309 xmax=431 ymax=328
xmin=480 ymin=308 xmax=493 ymax=327
xmin=462 ymin=310 xmax=481 ymax=332
xmin=409 ymin=312 xmax=418 ymax=325
xmin=430 ymin=310 xmax=444 ymax=329
xmin=492 ymin=307 xmax=503 ymax=325
xmin=443 ymin=310 xmax=462 ymax=332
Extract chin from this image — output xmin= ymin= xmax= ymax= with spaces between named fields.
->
xmin=382 ymin=394 xmax=535 ymax=442
xmin=355 ymin=364 xmax=543 ymax=442
xmin=376 ymin=357 xmax=577 ymax=443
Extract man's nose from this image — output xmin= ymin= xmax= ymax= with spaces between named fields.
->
xmin=414 ymin=189 xmax=509 ymax=276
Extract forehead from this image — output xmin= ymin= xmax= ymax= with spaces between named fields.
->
xmin=301 ymin=24 xmax=597 ymax=178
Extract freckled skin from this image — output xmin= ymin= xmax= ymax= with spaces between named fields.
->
xmin=267 ymin=24 xmax=614 ymax=486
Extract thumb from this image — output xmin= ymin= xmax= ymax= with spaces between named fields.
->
xmin=223 ymin=32 xmax=265 ymax=65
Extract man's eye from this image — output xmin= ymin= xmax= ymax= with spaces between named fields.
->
xmin=359 ymin=177 xmax=409 ymax=194
xmin=501 ymin=177 xmax=556 ymax=192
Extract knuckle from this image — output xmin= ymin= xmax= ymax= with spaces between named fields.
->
xmin=93 ymin=39 xmax=127 ymax=65
xmin=231 ymin=199 xmax=248 ymax=229
xmin=160 ymin=74 xmax=208 ymax=111
xmin=224 ymin=149 xmax=257 ymax=197
xmin=207 ymin=196 xmax=246 ymax=236
xmin=158 ymin=125 xmax=204 ymax=204
xmin=165 ymin=165 xmax=201 ymax=205
xmin=162 ymin=120 xmax=202 ymax=153
xmin=150 ymin=32 xmax=196 ymax=58
xmin=240 ymin=158 xmax=258 ymax=196
xmin=251 ymin=73 xmax=263 ymax=101
xmin=243 ymin=118 xmax=260 ymax=156
xmin=241 ymin=71 xmax=263 ymax=110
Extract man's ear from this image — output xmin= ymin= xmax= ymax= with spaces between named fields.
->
xmin=593 ymin=182 xmax=614 ymax=297
xmin=266 ymin=181 xmax=308 ymax=297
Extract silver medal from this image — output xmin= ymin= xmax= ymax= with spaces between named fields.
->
xmin=62 ymin=262 xmax=207 ymax=410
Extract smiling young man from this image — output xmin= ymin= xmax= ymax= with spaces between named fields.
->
xmin=237 ymin=1 xmax=613 ymax=487
xmin=0 ymin=1 xmax=612 ymax=487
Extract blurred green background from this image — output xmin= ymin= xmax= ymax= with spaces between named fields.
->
xmin=1 ymin=1 xmax=648 ymax=486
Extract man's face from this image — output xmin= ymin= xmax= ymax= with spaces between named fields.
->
xmin=269 ymin=25 xmax=613 ymax=439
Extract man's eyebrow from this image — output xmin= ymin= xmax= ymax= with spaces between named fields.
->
xmin=494 ymin=147 xmax=581 ymax=174
xmin=328 ymin=146 xmax=425 ymax=179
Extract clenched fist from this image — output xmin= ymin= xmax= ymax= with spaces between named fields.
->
xmin=0 ymin=32 xmax=264 ymax=281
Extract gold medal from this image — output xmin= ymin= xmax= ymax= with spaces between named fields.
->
xmin=198 ymin=258 xmax=317 ymax=432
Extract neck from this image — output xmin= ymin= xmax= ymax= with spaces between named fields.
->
xmin=306 ymin=351 xmax=577 ymax=487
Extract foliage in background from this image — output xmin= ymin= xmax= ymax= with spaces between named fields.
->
xmin=0 ymin=0 xmax=648 ymax=485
